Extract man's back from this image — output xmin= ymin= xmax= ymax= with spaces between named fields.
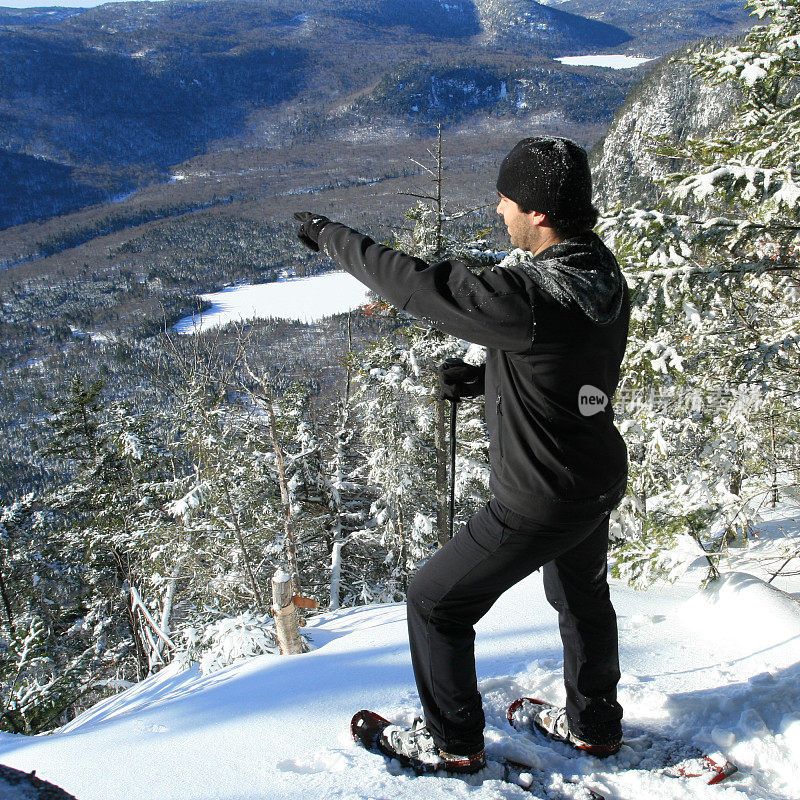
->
xmin=483 ymin=231 xmax=630 ymax=521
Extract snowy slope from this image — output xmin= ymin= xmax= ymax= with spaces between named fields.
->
xmin=0 ymin=520 xmax=799 ymax=800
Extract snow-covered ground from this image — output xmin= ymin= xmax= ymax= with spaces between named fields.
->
xmin=1 ymin=506 xmax=798 ymax=800
xmin=554 ymin=55 xmax=656 ymax=69
xmin=174 ymin=272 xmax=372 ymax=333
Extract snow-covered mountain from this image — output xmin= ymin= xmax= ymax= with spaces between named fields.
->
xmin=0 ymin=0 xmax=745 ymax=233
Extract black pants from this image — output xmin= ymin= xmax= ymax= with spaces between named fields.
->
xmin=406 ymin=498 xmax=622 ymax=755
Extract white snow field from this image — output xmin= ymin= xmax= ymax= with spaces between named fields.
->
xmin=1 ymin=508 xmax=799 ymax=800
xmin=174 ymin=272 xmax=372 ymax=333
xmin=554 ymin=55 xmax=656 ymax=69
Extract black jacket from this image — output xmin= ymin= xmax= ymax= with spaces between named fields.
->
xmin=318 ymin=223 xmax=629 ymax=522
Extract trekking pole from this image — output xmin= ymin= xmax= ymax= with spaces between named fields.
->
xmin=448 ymin=398 xmax=458 ymax=539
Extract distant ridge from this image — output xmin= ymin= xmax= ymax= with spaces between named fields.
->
xmin=0 ymin=6 xmax=86 ymax=27
xmin=0 ymin=0 xmax=630 ymax=231
xmin=0 ymin=0 xmax=749 ymax=231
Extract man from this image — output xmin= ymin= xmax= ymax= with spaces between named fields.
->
xmin=295 ymin=136 xmax=629 ymax=773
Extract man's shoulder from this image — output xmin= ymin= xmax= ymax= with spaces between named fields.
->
xmin=479 ymin=260 xmax=534 ymax=296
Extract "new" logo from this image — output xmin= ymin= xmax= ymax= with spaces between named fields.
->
xmin=578 ymin=385 xmax=608 ymax=417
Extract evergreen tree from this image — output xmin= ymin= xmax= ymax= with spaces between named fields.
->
xmin=0 ymin=377 xmax=177 ymax=732
xmin=0 ymin=496 xmax=100 ymax=734
xmin=44 ymin=379 xmax=179 ymax=679
xmin=358 ymin=326 xmax=445 ymax=599
xmin=165 ymin=376 xmax=281 ymax=621
xmin=600 ymin=0 xmax=800 ymax=586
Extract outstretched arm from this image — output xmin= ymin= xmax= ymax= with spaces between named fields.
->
xmin=306 ymin=219 xmax=533 ymax=352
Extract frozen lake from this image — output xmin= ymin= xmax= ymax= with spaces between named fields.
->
xmin=554 ymin=54 xmax=656 ymax=69
xmin=174 ymin=271 xmax=372 ymax=333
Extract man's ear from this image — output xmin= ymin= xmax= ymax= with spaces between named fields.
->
xmin=527 ymin=210 xmax=549 ymax=228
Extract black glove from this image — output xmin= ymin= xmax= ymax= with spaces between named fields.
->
xmin=437 ymin=358 xmax=486 ymax=401
xmin=294 ymin=211 xmax=331 ymax=253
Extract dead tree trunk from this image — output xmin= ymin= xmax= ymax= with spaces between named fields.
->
xmin=271 ymin=569 xmax=306 ymax=655
xmin=771 ymin=411 xmax=779 ymax=508
xmin=0 ymin=557 xmax=14 ymax=636
xmin=329 ymin=313 xmax=354 ymax=609
xmin=242 ymin=363 xmax=303 ymax=594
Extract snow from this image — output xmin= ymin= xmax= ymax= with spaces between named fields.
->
xmin=110 ymin=190 xmax=137 ymax=203
xmin=1 ymin=508 xmax=799 ymax=799
xmin=679 ymin=572 xmax=800 ymax=649
xmin=554 ymin=55 xmax=656 ymax=70
xmin=165 ymin=484 xmax=205 ymax=519
xmin=273 ymin=568 xmax=291 ymax=584
xmin=174 ymin=272 xmax=372 ymax=333
xmin=68 ymin=327 xmax=110 ymax=344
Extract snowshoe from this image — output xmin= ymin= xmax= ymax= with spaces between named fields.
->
xmin=507 ymin=697 xmax=738 ymax=786
xmin=351 ymin=709 xmax=606 ymax=798
xmin=508 ymin=698 xmax=621 ymax=757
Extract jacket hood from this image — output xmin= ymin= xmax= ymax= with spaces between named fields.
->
xmin=499 ymin=231 xmax=625 ymax=325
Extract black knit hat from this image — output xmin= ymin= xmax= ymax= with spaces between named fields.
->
xmin=496 ymin=136 xmax=593 ymax=219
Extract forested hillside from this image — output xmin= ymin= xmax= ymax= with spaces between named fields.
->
xmin=0 ymin=0 xmax=633 ymax=232
xmin=560 ymin=0 xmax=751 ymax=50
xmin=0 ymin=0 xmax=755 ymax=235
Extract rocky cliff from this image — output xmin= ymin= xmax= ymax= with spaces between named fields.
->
xmin=590 ymin=42 xmax=742 ymax=211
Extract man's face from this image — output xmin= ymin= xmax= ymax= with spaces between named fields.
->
xmin=496 ymin=193 xmax=545 ymax=253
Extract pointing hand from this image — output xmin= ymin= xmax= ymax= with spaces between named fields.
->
xmin=294 ymin=212 xmax=331 ymax=253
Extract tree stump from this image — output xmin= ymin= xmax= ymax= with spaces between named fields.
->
xmin=271 ymin=569 xmax=306 ymax=655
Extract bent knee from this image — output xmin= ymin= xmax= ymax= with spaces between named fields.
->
xmin=407 ymin=572 xmax=433 ymax=612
